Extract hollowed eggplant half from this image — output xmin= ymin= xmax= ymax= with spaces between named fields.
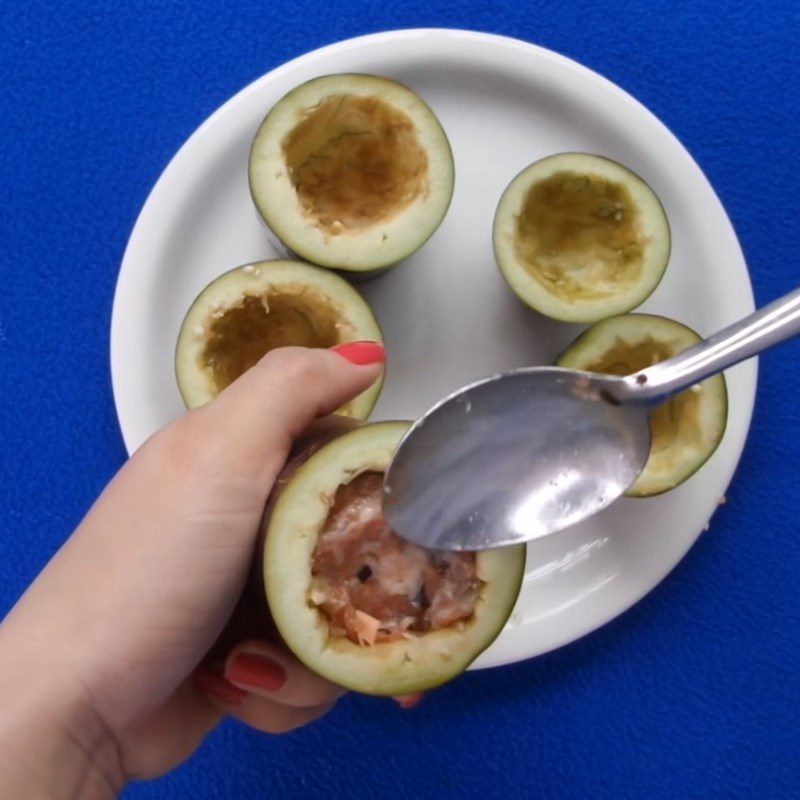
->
xmin=175 ymin=260 xmax=383 ymax=419
xmin=249 ymin=74 xmax=454 ymax=274
xmin=493 ymin=153 xmax=670 ymax=323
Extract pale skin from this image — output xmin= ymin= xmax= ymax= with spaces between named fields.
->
xmin=0 ymin=344 xmax=418 ymax=798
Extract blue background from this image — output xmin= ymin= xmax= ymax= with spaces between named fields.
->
xmin=2 ymin=2 xmax=799 ymax=798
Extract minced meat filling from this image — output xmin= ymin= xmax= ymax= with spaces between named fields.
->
xmin=310 ymin=472 xmax=482 ymax=645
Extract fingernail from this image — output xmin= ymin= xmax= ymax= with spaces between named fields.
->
xmin=330 ymin=341 xmax=386 ymax=366
xmin=194 ymin=667 xmax=247 ymax=706
xmin=225 ymin=652 xmax=287 ymax=692
xmin=395 ymin=692 xmax=424 ymax=709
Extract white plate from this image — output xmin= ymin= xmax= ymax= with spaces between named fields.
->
xmin=111 ymin=29 xmax=756 ymax=669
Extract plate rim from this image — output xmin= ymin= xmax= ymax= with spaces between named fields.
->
xmin=109 ymin=27 xmax=757 ymax=668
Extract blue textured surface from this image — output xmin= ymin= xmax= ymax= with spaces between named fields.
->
xmin=2 ymin=2 xmax=800 ymax=798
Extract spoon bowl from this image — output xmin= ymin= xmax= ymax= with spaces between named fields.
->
xmin=383 ymin=368 xmax=651 ymax=550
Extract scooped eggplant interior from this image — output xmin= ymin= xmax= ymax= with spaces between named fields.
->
xmin=581 ymin=336 xmax=701 ymax=467
xmin=309 ymin=471 xmax=483 ymax=647
xmin=515 ymin=171 xmax=645 ymax=302
xmin=282 ymin=94 xmax=429 ymax=234
xmin=201 ymin=289 xmax=344 ymax=392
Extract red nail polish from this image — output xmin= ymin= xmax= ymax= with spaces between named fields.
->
xmin=194 ymin=667 xmax=247 ymax=706
xmin=331 ymin=341 xmax=386 ymax=366
xmin=395 ymin=692 xmax=425 ymax=709
xmin=225 ymin=652 xmax=287 ymax=692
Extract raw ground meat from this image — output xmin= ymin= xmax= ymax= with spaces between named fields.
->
xmin=310 ymin=472 xmax=482 ymax=645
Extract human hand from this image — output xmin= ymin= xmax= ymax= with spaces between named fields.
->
xmin=0 ymin=342 xmax=385 ymax=797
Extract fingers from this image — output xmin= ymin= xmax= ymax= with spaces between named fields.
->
xmin=194 ymin=647 xmax=424 ymax=741
xmin=189 ymin=344 xmax=384 ymax=481
xmin=223 ymin=640 xmax=346 ymax=708
xmin=193 ymin=662 xmax=338 ymax=735
xmin=228 ymin=696 xmax=336 ymax=735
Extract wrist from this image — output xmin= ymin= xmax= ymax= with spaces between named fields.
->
xmin=0 ymin=631 xmax=123 ymax=799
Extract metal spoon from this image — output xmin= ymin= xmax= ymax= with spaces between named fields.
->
xmin=382 ymin=286 xmax=800 ymax=551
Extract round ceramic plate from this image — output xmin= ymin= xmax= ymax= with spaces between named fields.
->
xmin=110 ymin=29 xmax=756 ymax=669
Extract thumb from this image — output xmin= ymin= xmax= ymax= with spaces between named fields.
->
xmin=186 ymin=341 xmax=385 ymax=476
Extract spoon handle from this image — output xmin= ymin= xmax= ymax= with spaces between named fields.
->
xmin=616 ymin=285 xmax=800 ymax=404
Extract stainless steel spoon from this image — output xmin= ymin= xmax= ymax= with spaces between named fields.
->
xmin=382 ymin=286 xmax=800 ymax=551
